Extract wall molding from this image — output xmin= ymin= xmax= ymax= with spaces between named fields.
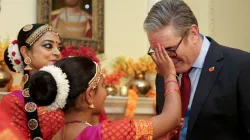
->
xmin=208 ymin=0 xmax=214 ymax=36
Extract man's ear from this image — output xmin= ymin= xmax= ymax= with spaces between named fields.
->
xmin=188 ymin=24 xmax=199 ymax=44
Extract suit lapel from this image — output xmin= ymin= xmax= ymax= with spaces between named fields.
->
xmin=187 ymin=37 xmax=224 ymax=135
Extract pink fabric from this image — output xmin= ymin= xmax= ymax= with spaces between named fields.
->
xmin=11 ymin=90 xmax=43 ymax=108
xmin=75 ymin=124 xmax=102 ymax=140
xmin=11 ymin=90 xmax=24 ymax=103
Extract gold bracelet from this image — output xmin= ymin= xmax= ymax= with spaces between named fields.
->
xmin=164 ymin=73 xmax=177 ymax=79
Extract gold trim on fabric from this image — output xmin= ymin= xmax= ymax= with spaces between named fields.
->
xmin=133 ymin=119 xmax=153 ymax=140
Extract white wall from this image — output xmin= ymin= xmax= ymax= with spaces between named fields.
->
xmin=212 ymin=0 xmax=250 ymax=52
xmin=0 ymin=0 xmax=36 ymax=38
xmin=103 ymin=0 xmax=148 ymax=69
xmin=185 ymin=0 xmax=250 ymax=52
xmin=184 ymin=0 xmax=211 ymax=36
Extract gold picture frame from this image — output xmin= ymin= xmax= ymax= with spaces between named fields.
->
xmin=37 ymin=0 xmax=104 ymax=53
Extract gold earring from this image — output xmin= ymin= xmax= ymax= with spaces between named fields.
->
xmin=24 ymin=57 xmax=32 ymax=71
xmin=88 ymin=104 xmax=95 ymax=109
xmin=21 ymin=74 xmax=29 ymax=87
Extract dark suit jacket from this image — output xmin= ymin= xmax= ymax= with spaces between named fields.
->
xmin=155 ymin=37 xmax=250 ymax=140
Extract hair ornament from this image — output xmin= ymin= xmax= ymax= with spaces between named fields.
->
xmin=7 ymin=40 xmax=24 ymax=73
xmin=88 ymin=62 xmax=103 ymax=89
xmin=40 ymin=65 xmax=70 ymax=110
xmin=23 ymin=24 xmax=33 ymax=32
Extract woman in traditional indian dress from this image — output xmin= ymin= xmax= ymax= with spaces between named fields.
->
xmin=0 ymin=24 xmax=64 ymax=140
xmin=28 ymin=45 xmax=181 ymax=140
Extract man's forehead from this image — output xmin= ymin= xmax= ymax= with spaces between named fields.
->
xmin=148 ymin=26 xmax=179 ymax=41
xmin=148 ymin=27 xmax=180 ymax=47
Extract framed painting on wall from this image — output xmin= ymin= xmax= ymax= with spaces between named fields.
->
xmin=37 ymin=0 xmax=104 ymax=53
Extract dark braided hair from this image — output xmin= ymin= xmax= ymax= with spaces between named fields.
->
xmin=4 ymin=24 xmax=50 ymax=140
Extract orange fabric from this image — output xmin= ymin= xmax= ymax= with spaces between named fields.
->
xmin=101 ymin=119 xmax=153 ymax=140
xmin=0 ymin=106 xmax=24 ymax=140
xmin=0 ymin=93 xmax=64 ymax=140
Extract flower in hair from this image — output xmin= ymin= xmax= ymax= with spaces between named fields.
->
xmin=40 ymin=65 xmax=70 ymax=110
xmin=7 ymin=40 xmax=24 ymax=73
xmin=12 ymin=40 xmax=18 ymax=44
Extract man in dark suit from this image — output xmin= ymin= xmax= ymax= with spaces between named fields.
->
xmin=144 ymin=0 xmax=250 ymax=140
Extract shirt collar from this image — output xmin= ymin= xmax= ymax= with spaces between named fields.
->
xmin=192 ymin=34 xmax=211 ymax=69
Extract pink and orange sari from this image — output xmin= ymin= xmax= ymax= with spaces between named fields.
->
xmin=75 ymin=119 xmax=153 ymax=140
xmin=0 ymin=90 xmax=64 ymax=140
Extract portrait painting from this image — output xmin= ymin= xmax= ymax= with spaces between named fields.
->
xmin=37 ymin=0 xmax=104 ymax=53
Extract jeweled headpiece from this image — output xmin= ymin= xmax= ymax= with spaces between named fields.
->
xmin=88 ymin=62 xmax=103 ymax=89
xmin=25 ymin=24 xmax=59 ymax=46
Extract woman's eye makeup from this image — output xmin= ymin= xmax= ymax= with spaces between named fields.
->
xmin=43 ymin=44 xmax=53 ymax=48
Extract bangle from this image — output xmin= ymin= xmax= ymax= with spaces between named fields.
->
xmin=164 ymin=73 xmax=178 ymax=79
xmin=164 ymin=88 xmax=180 ymax=96
xmin=165 ymin=80 xmax=179 ymax=86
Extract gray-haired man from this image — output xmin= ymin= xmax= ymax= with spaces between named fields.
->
xmin=144 ymin=0 xmax=250 ymax=139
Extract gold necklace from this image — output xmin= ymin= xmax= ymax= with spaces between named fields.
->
xmin=65 ymin=120 xmax=92 ymax=126
xmin=62 ymin=120 xmax=92 ymax=140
